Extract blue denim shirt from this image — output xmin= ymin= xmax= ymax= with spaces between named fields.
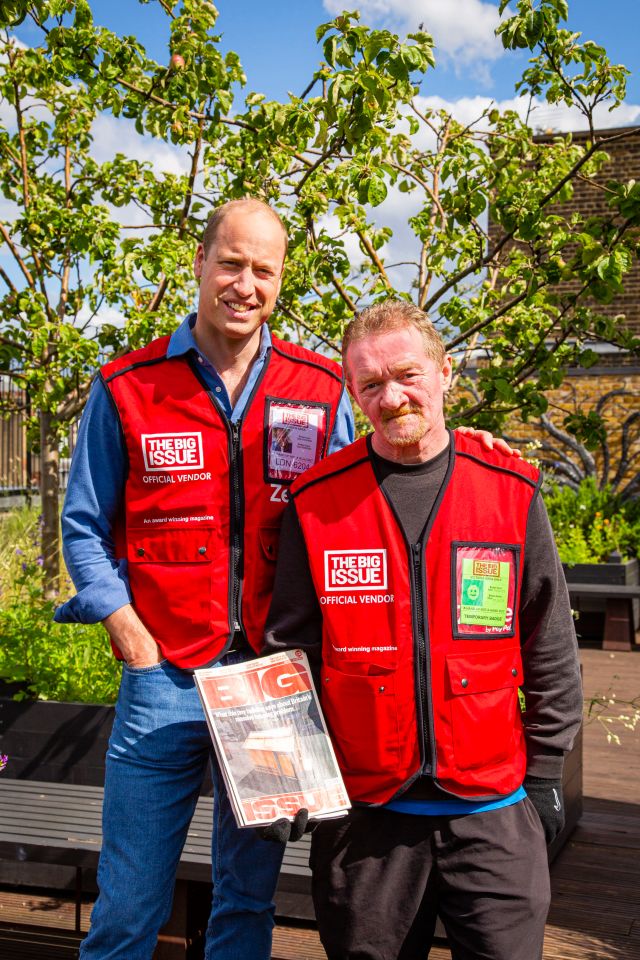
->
xmin=55 ymin=315 xmax=354 ymax=624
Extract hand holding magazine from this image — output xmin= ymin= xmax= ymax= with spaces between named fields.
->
xmin=194 ymin=649 xmax=350 ymax=829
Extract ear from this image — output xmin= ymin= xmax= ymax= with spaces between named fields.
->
xmin=441 ymin=355 xmax=453 ymax=392
xmin=194 ymin=243 xmax=205 ymax=280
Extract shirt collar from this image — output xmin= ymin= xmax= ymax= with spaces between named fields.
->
xmin=167 ymin=313 xmax=273 ymax=366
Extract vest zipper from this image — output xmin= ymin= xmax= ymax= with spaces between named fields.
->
xmin=226 ymin=351 xmax=272 ymax=643
xmin=411 ymin=541 xmax=433 ymax=774
xmin=229 ymin=421 xmax=243 ymax=634
xmin=189 ymin=348 xmax=271 ymax=646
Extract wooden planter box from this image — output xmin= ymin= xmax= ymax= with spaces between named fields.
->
xmin=0 ymin=689 xmax=114 ymax=786
xmin=0 ymin=690 xmax=115 ymax=891
xmin=563 ymin=557 xmax=639 ymax=640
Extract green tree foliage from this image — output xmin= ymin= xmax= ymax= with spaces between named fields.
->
xmin=1 ymin=0 xmax=639 ymax=594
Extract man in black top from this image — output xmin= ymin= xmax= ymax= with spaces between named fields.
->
xmin=265 ymin=300 xmax=582 ymax=960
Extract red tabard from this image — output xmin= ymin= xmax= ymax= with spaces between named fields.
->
xmin=290 ymin=432 xmax=541 ymax=804
xmin=101 ymin=334 xmax=344 ymax=668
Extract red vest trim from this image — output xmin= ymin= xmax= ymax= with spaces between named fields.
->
xmin=291 ymin=432 xmax=540 ymax=804
xmin=102 ymin=333 xmax=344 ymax=668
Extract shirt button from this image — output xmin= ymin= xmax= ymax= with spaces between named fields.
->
xmin=215 ymin=386 xmax=222 ymax=393
xmin=461 ymin=678 xmax=469 ymax=688
xmin=197 ymin=356 xmax=204 ymax=364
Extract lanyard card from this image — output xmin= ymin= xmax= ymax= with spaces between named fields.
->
xmin=452 ymin=542 xmax=520 ymax=639
xmin=264 ymin=398 xmax=329 ymax=483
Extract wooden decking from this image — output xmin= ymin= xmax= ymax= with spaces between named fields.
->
xmin=1 ymin=647 xmax=638 ymax=959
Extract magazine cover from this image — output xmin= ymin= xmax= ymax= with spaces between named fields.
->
xmin=194 ymin=649 xmax=351 ymax=828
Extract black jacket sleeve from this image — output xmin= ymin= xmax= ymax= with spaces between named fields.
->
xmin=263 ymin=499 xmax=324 ymax=686
xmin=519 ymin=490 xmax=583 ymax=779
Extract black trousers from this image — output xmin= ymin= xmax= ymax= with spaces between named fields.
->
xmin=310 ymin=799 xmax=550 ymax=960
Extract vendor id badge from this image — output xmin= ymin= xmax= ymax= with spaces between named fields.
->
xmin=452 ymin=542 xmax=519 ymax=638
xmin=264 ymin=398 xmax=330 ymax=483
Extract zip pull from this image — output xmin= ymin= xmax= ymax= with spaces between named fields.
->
xmin=412 ymin=543 xmax=422 ymax=565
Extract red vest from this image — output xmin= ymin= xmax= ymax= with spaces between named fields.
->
xmin=101 ymin=333 xmax=344 ymax=668
xmin=291 ymin=432 xmax=540 ymax=804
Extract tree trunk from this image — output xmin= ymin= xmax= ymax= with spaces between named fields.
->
xmin=39 ymin=410 xmax=60 ymax=599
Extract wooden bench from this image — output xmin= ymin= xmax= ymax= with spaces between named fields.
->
xmin=0 ymin=721 xmax=582 ymax=957
xmin=567 ymin=582 xmax=640 ymax=652
xmin=0 ymin=778 xmax=313 ymax=958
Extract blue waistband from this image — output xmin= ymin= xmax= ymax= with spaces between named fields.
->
xmin=384 ymin=785 xmax=527 ymax=816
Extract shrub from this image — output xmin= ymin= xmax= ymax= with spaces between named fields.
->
xmin=545 ymin=478 xmax=640 ymax=565
xmin=0 ymin=506 xmax=120 ymax=703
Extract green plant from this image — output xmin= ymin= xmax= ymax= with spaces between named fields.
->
xmin=545 ymin=477 xmax=640 ymax=564
xmin=0 ymin=507 xmax=120 ymax=703
xmin=585 ymin=689 xmax=640 ymax=745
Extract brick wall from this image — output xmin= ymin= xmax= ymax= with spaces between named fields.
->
xmin=503 ymin=363 xmax=640 ymax=493
xmin=532 ymin=126 xmax=640 ymax=337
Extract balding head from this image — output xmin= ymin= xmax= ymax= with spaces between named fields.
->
xmin=202 ymin=198 xmax=288 ymax=258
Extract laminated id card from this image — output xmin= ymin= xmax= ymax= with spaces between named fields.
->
xmin=264 ymin=398 xmax=330 ymax=483
xmin=452 ymin=542 xmax=519 ymax=638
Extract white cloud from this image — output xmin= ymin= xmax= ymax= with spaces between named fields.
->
xmin=76 ymin=302 xmax=127 ymax=333
xmin=90 ymin=114 xmax=190 ymax=178
xmin=413 ymin=93 xmax=640 ymax=133
xmin=323 ymin=0 xmax=506 ymax=74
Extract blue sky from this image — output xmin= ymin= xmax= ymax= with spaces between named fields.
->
xmin=15 ymin=0 xmax=640 ymax=110
xmin=7 ymin=1 xmax=639 ymax=301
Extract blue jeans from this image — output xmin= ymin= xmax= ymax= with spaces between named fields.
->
xmin=80 ymin=654 xmax=286 ymax=960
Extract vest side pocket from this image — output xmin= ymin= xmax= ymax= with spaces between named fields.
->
xmin=127 ymin=528 xmax=215 ymax=646
xmin=320 ymin=663 xmax=400 ymax=776
xmin=445 ymin=648 xmax=523 ymax=772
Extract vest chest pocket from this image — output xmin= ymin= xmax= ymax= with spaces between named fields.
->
xmin=128 ymin=528 xmax=215 ymax=564
xmin=446 ymin=648 xmax=523 ymax=772
xmin=126 ymin=528 xmax=215 ymax=644
xmin=320 ymin=663 xmax=399 ymax=777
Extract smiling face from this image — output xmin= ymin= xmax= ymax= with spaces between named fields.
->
xmin=193 ymin=206 xmax=286 ymax=361
xmin=346 ymin=324 xmax=452 ymax=464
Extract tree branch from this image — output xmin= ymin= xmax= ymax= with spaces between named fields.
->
xmin=276 ymin=299 xmax=341 ymax=353
xmin=0 ymin=223 xmax=36 ymax=288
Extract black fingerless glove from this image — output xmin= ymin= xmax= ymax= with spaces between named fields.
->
xmin=256 ymin=808 xmax=317 ymax=843
xmin=524 ymin=775 xmax=565 ymax=844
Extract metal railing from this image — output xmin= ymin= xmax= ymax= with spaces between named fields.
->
xmin=0 ymin=380 xmax=78 ymax=500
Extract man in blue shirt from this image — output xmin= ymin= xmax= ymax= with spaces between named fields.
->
xmin=56 ymin=198 xmax=355 ymax=960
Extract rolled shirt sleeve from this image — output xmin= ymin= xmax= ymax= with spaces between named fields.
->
xmin=54 ymin=377 xmax=130 ymax=624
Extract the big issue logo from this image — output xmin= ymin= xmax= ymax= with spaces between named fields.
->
xmin=141 ymin=432 xmax=212 ymax=483
xmin=322 ymin=549 xmax=394 ymax=605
